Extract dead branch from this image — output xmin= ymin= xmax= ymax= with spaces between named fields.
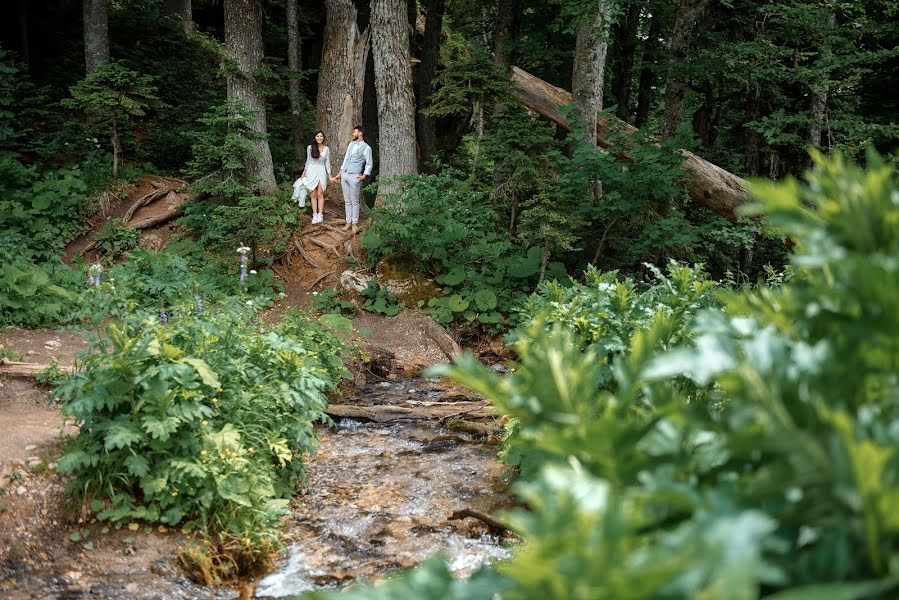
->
xmin=307 ymin=236 xmax=341 ymax=259
xmin=448 ymin=508 xmax=510 ymax=533
xmin=422 ymin=316 xmax=463 ymax=361
xmin=325 ymin=401 xmax=494 ymax=423
xmin=0 ymin=359 xmax=73 ymax=378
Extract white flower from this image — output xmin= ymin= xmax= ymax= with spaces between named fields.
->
xmin=246 ymin=300 xmax=253 ymax=306
xmin=249 ymin=270 xmax=257 ymax=275
xmin=278 ymin=292 xmax=287 ymax=298
xmin=236 ymin=246 xmax=251 ymax=255
xmin=312 ymin=291 xmax=319 ymax=296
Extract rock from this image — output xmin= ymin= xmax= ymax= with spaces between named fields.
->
xmin=490 ymin=364 xmax=509 ymax=373
xmin=47 ymin=462 xmax=57 ymax=471
xmin=44 ymin=340 xmax=62 ymax=350
xmin=26 ymin=350 xmax=36 ymax=356
xmin=26 ymin=457 xmax=40 ymax=467
xmin=340 ymin=270 xmax=373 ymax=293
xmin=16 ymin=485 xmax=27 ymax=496
xmin=24 ymin=445 xmax=38 ymax=451
xmin=139 ymin=232 xmax=165 ymax=251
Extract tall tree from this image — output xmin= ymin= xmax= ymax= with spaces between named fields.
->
xmin=317 ymin=0 xmax=370 ymax=170
xmin=634 ymin=12 xmax=661 ymax=128
xmin=413 ymin=0 xmax=445 ymax=172
xmin=660 ymin=0 xmax=711 ymax=140
xmin=808 ymin=11 xmax=836 ymax=153
xmin=372 ymin=0 xmax=418 ymax=186
xmin=224 ymin=0 xmax=277 ymax=193
xmin=493 ymin=0 xmax=524 ymax=233
xmin=611 ymin=1 xmax=641 ymax=122
xmin=286 ymin=0 xmax=305 ymax=172
xmin=83 ymin=0 xmax=109 ymax=74
xmin=572 ymin=0 xmax=614 ymax=147
xmin=165 ymin=0 xmax=192 ymax=35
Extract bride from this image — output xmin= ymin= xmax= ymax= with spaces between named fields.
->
xmin=292 ymin=130 xmax=331 ymax=224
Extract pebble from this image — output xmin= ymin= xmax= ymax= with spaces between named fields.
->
xmin=16 ymin=485 xmax=27 ymax=496
xmin=26 ymin=350 xmax=36 ymax=356
xmin=47 ymin=462 xmax=57 ymax=471
xmin=24 ymin=445 xmax=37 ymax=452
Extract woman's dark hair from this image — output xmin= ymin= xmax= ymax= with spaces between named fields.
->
xmin=310 ymin=130 xmax=325 ymax=159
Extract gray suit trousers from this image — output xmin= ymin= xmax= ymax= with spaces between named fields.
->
xmin=341 ymin=173 xmax=363 ymax=225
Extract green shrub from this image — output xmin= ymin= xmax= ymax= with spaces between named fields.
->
xmin=310 ymin=288 xmax=357 ymax=317
xmin=308 ymin=152 xmax=899 ymax=598
xmin=0 ymin=259 xmax=81 ymax=328
xmin=361 ymin=280 xmax=401 ymax=317
xmin=94 ymin=218 xmax=141 ymax=261
xmin=53 ymin=305 xmax=348 ymax=575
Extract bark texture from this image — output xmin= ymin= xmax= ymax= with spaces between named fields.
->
xmin=510 ymin=66 xmax=751 ymax=221
xmin=413 ymin=0 xmax=445 ymax=172
xmin=809 ymin=12 xmax=836 ymax=152
xmin=224 ymin=0 xmax=277 ymax=193
xmin=372 ymin=0 xmax=418 ymax=187
xmin=571 ymin=0 xmax=613 ymax=145
xmin=165 ymin=0 xmax=192 ymax=34
xmin=83 ymin=0 xmax=109 ymax=74
xmin=611 ymin=1 xmax=641 ymax=122
xmin=287 ymin=0 xmax=305 ymax=172
xmin=317 ymin=0 xmax=370 ymax=170
xmin=661 ymin=0 xmax=712 ymax=140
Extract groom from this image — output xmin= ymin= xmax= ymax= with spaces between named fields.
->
xmin=330 ymin=125 xmax=373 ymax=234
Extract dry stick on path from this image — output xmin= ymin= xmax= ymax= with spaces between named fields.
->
xmin=307 ymin=235 xmax=341 ymax=259
xmin=509 ymin=66 xmax=751 ymax=221
xmin=0 ymin=359 xmax=73 ymax=378
xmin=422 ymin=315 xmax=463 ymax=361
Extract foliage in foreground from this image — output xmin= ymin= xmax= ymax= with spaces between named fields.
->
xmin=53 ymin=307 xmax=348 ymax=579
xmin=308 ymin=153 xmax=899 ymax=599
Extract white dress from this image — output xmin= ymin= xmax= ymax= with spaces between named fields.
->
xmin=291 ymin=145 xmax=331 ymax=207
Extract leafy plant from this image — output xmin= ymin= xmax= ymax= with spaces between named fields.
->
xmin=0 ymin=259 xmax=80 ymax=328
xmin=94 ymin=218 xmax=140 ymax=261
xmin=361 ymin=280 xmax=401 ymax=317
xmin=53 ymin=304 xmax=349 ymax=578
xmin=309 ymin=152 xmax=899 ymax=598
xmin=62 ymin=61 xmax=162 ymax=179
xmin=310 ymin=287 xmax=357 ymax=317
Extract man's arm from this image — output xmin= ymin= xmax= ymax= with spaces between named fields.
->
xmin=363 ymin=144 xmax=373 ymax=177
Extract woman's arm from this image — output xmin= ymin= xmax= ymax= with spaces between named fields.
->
xmin=325 ymin=146 xmax=332 ymax=176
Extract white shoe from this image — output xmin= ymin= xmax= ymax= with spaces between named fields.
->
xmin=311 ymin=213 xmax=320 ymax=224
xmin=317 ymin=213 xmax=324 ymax=224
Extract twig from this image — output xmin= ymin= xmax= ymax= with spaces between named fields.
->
xmin=447 ymin=508 xmax=510 ymax=533
xmin=307 ymin=270 xmax=335 ymax=291
xmin=307 ymin=236 xmax=341 ymax=259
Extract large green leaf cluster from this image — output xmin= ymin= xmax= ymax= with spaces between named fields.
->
xmin=53 ymin=307 xmax=347 ymax=555
xmin=308 ymin=153 xmax=899 ymax=598
xmin=360 ymin=170 xmax=552 ymax=330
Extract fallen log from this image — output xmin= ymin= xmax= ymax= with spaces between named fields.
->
xmin=422 ymin=316 xmax=463 ymax=361
xmin=325 ymin=401 xmax=494 ymax=423
xmin=510 ymin=66 xmax=751 ymax=221
xmin=0 ymin=359 xmax=73 ymax=378
xmin=307 ymin=270 xmax=335 ymax=291
xmin=123 ymin=187 xmax=171 ymax=224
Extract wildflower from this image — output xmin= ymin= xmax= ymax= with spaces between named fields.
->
xmin=160 ymin=309 xmax=168 ymax=325
xmin=248 ymin=448 xmax=254 ymax=453
xmin=201 ymin=420 xmax=208 ymax=426
xmin=250 ymin=269 xmax=257 ymax=275
xmin=312 ymin=291 xmax=319 ymax=296
xmin=278 ymin=292 xmax=287 ymax=298
xmin=246 ymin=300 xmax=253 ymax=306
xmin=171 ymin=491 xmax=178 ymax=497
xmin=212 ymin=398 xmax=218 ymax=403
xmin=158 ymin=526 xmax=168 ymax=533
xmin=200 ymin=450 xmax=207 ymax=455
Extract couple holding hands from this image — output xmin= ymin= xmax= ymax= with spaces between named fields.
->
xmin=291 ymin=125 xmax=373 ymax=234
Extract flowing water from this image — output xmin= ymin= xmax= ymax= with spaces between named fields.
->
xmin=1 ymin=378 xmax=512 ymax=599
xmin=255 ymin=378 xmax=513 ymax=596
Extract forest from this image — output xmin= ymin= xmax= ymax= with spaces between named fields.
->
xmin=0 ymin=0 xmax=898 ymax=598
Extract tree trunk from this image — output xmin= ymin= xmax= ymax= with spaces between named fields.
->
xmin=18 ymin=0 xmax=30 ymax=68
xmin=494 ymin=0 xmax=523 ymax=74
xmin=83 ymin=0 xmax=109 ymax=74
xmin=660 ymin=0 xmax=711 ymax=140
xmin=224 ymin=0 xmax=277 ymax=194
xmin=510 ymin=66 xmax=751 ymax=221
xmin=287 ymin=0 xmax=305 ymax=172
xmin=318 ymin=0 xmax=370 ymax=171
xmin=808 ymin=12 xmax=835 ymax=154
xmin=372 ymin=0 xmax=418 ymax=190
xmin=634 ymin=13 xmax=660 ymax=128
xmin=413 ymin=0 xmax=444 ymax=173
xmin=744 ymin=83 xmax=761 ymax=176
xmin=111 ymin=113 xmax=120 ymax=179
xmin=611 ymin=1 xmax=641 ymax=122
xmin=165 ymin=0 xmax=192 ymax=34
xmin=572 ymin=0 xmax=613 ymax=146
xmin=493 ymin=0 xmax=524 ymax=230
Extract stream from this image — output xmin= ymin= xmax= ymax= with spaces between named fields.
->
xmin=1 ymin=378 xmax=513 ymax=599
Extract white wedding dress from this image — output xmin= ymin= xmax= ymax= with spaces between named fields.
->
xmin=292 ymin=145 xmax=331 ymax=207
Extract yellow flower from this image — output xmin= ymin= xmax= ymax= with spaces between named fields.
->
xmin=248 ymin=448 xmax=254 ymax=453
xmin=158 ymin=525 xmax=168 ymax=533
xmin=201 ymin=420 xmax=208 ymax=426
xmin=212 ymin=398 xmax=218 ymax=403
xmin=230 ymin=451 xmax=237 ymax=458
xmin=171 ymin=491 xmax=178 ymax=497
xmin=200 ymin=450 xmax=207 ymax=456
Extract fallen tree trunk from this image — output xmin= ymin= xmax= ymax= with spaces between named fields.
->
xmin=128 ymin=194 xmax=186 ymax=230
xmin=326 ymin=401 xmax=494 ymax=422
xmin=0 ymin=360 xmax=73 ymax=378
xmin=510 ymin=66 xmax=751 ymax=221
xmin=422 ymin=316 xmax=463 ymax=361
